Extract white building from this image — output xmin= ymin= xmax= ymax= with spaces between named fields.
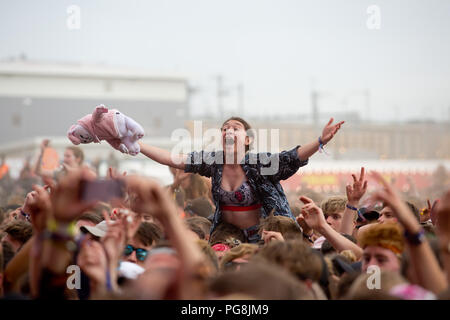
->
xmin=0 ymin=60 xmax=189 ymax=184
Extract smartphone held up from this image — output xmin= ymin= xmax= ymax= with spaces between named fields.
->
xmin=79 ymin=179 xmax=125 ymax=203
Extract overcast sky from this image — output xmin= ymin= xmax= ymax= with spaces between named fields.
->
xmin=1 ymin=0 xmax=450 ymax=122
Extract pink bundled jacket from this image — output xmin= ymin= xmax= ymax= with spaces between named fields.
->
xmin=70 ymin=107 xmax=123 ymax=150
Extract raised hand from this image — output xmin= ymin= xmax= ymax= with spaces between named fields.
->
xmin=107 ymin=208 xmax=141 ymax=243
xmin=107 ymin=167 xmax=127 ymax=180
xmin=40 ymin=139 xmax=50 ymax=152
xmin=101 ymin=211 xmax=125 ymax=268
xmin=296 ymin=214 xmax=313 ymax=236
xmin=321 ymin=118 xmax=345 ymax=144
xmin=420 ymin=199 xmax=432 ymax=223
xmin=299 ymin=195 xmax=327 ymax=231
xmin=126 ymin=175 xmax=177 ymax=223
xmin=262 ymin=230 xmax=285 ymax=244
xmin=26 ymin=185 xmax=52 ymax=233
xmin=346 ymin=167 xmax=368 ymax=204
xmin=50 ymin=168 xmax=97 ymax=223
xmin=370 ymin=171 xmax=419 ymax=232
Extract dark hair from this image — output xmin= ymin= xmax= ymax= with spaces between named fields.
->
xmin=2 ymin=241 xmax=15 ymax=270
xmin=321 ymin=234 xmax=357 ymax=255
xmin=174 ymin=187 xmax=185 ymax=208
xmin=184 ymin=197 xmax=213 ymax=218
xmin=135 ymin=222 xmax=163 ymax=247
xmin=209 ymin=261 xmax=314 ymax=299
xmin=3 ymin=204 xmax=22 ymax=212
xmin=336 ymin=272 xmax=361 ymax=299
xmin=185 ymin=216 xmax=212 ymax=239
xmin=256 ymin=239 xmax=323 ymax=282
xmin=2 ymin=220 xmax=33 ymax=246
xmin=221 ymin=117 xmax=254 ymax=152
xmin=185 ymin=221 xmax=206 ymax=240
xmin=258 ymin=211 xmax=303 ymax=239
xmin=184 ymin=175 xmax=210 ymax=201
xmin=209 ymin=222 xmax=246 ymax=245
xmin=381 ymin=201 xmax=420 ymax=222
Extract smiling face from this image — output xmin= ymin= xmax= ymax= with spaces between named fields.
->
xmin=221 ymin=119 xmax=251 ymax=156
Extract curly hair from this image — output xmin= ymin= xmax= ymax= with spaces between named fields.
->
xmin=358 ymin=222 xmax=404 ymax=255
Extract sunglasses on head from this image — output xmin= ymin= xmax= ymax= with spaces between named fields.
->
xmin=124 ymin=244 xmax=148 ymax=262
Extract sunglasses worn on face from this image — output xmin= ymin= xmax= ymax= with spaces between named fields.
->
xmin=124 ymin=244 xmax=148 ymax=262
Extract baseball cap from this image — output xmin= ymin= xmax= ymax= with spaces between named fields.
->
xmin=357 ymin=207 xmax=380 ymax=222
xmin=80 ymin=220 xmax=108 ymax=238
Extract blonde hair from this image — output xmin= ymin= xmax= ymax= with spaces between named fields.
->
xmin=340 ymin=250 xmax=357 ymax=263
xmin=321 ymin=196 xmax=347 ymax=215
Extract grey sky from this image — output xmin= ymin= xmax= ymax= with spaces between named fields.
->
xmin=1 ymin=0 xmax=449 ymax=122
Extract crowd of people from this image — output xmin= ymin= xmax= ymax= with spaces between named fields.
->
xmin=0 ymin=116 xmax=449 ymax=300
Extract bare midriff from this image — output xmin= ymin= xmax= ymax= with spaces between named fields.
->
xmin=222 ymin=209 xmax=260 ymax=230
xmin=220 ymin=162 xmax=261 ymax=230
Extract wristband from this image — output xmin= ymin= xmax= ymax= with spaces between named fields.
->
xmin=404 ymin=228 xmax=426 ymax=246
xmin=106 ymin=269 xmax=113 ymax=292
xmin=303 ymin=233 xmax=314 ymax=244
xmin=47 ymin=218 xmax=77 ymax=238
xmin=318 ymin=136 xmax=325 ymax=146
xmin=39 ymin=230 xmax=78 ymax=252
xmin=20 ymin=209 xmax=30 ymax=221
xmin=347 ymin=204 xmax=368 ymax=222
xmin=318 ymin=137 xmax=329 ymax=155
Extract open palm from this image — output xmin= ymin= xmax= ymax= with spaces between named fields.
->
xmin=321 ymin=118 xmax=345 ymax=144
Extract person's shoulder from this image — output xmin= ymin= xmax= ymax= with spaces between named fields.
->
xmin=202 ymin=149 xmax=223 ymax=159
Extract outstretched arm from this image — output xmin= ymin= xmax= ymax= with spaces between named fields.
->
xmin=138 ymin=141 xmax=187 ymax=170
xmin=297 ymin=118 xmax=344 ymax=161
